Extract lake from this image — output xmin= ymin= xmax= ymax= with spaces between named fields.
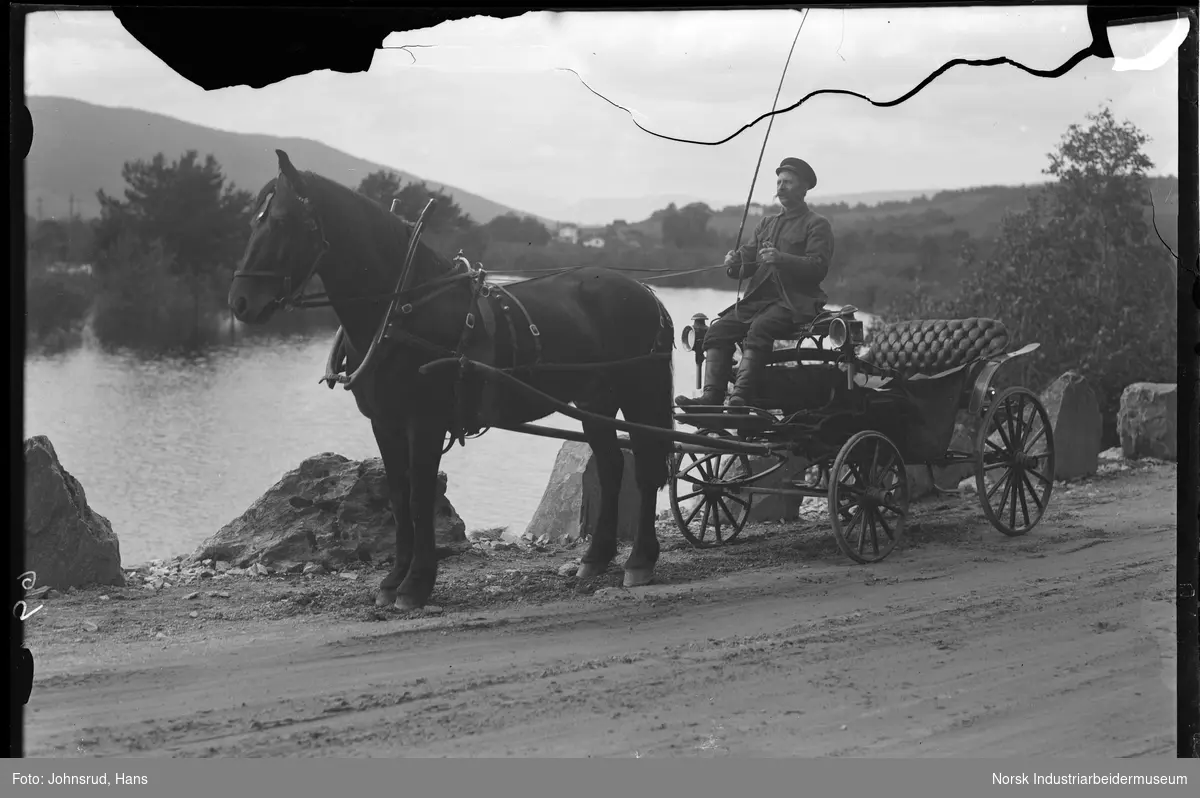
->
xmin=24 ymin=283 xmax=876 ymax=566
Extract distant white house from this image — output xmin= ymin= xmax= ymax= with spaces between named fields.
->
xmin=556 ymin=224 xmax=580 ymax=244
xmin=45 ymin=261 xmax=93 ymax=276
xmin=582 ymin=236 xmax=606 ymax=249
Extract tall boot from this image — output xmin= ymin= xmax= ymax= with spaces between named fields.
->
xmin=727 ymin=348 xmax=768 ymax=407
xmin=676 ymin=347 xmax=733 ymax=407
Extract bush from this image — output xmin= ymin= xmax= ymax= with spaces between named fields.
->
xmin=26 ymin=267 xmax=95 ymax=343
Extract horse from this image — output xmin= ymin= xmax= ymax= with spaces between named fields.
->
xmin=228 ymin=150 xmax=677 ymax=610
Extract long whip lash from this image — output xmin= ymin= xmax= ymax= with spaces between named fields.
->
xmin=734 ymin=9 xmax=809 ymax=314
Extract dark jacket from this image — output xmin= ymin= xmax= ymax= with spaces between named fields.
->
xmin=727 ymin=202 xmax=835 ymax=320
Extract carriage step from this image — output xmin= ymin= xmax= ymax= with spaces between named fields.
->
xmin=673 ymin=412 xmax=778 ymax=431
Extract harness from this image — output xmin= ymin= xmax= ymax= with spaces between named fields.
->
xmin=237 ymin=191 xmax=672 ymax=455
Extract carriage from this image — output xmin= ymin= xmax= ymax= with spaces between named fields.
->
xmin=667 ymin=306 xmax=1056 ymax=563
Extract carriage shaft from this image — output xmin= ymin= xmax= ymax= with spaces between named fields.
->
xmin=498 ymin=422 xmax=771 ymax=457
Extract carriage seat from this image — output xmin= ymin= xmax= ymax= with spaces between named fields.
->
xmin=859 ymin=317 xmax=1010 ymax=379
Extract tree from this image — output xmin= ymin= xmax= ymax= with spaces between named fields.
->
xmin=90 ymin=151 xmax=254 ymax=350
xmin=484 ymin=212 xmax=551 ymax=246
xmin=93 ymin=150 xmax=254 ymax=280
xmin=355 ymin=169 xmax=472 ymax=234
xmin=883 ymin=105 xmax=1175 ymax=447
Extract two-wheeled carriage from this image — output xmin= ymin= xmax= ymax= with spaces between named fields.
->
xmin=667 ymin=306 xmax=1056 ymax=564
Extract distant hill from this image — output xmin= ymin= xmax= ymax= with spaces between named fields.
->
xmin=622 ymin=178 xmax=1180 ymax=252
xmin=25 ymin=96 xmax=554 ymax=226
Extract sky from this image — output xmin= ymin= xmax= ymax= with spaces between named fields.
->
xmin=24 ymin=8 xmax=1182 ymax=223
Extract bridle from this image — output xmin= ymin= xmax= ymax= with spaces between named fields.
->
xmin=230 ymin=190 xmax=331 ymax=312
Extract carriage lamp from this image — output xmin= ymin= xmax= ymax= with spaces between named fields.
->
xmin=681 ymin=313 xmax=709 ymax=389
xmin=827 ymin=317 xmax=864 ymax=351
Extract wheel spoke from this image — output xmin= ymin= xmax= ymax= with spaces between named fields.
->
xmin=984 ymin=437 xmax=1007 ymax=455
xmin=724 ymin=492 xmax=751 ymax=512
xmin=1007 ymin=472 xmax=1018 ymax=529
xmin=698 ymin=502 xmax=712 ymax=540
xmin=868 ymin=440 xmax=881 ymax=485
xmin=1016 ymin=473 xmax=1032 ymax=528
xmin=717 ymin=455 xmax=737 ymax=480
xmin=684 ymin=497 xmax=705 ymax=526
xmin=716 ymin=497 xmax=741 ymax=529
xmin=676 ymin=489 xmax=703 ymax=503
xmin=996 ymin=473 xmax=1014 ymax=518
xmin=868 ymin=509 xmax=880 ymax=556
xmin=713 ymin=503 xmax=724 ymax=543
xmin=878 ymin=513 xmax=895 ymax=541
xmin=856 ymin=507 xmax=869 ymax=553
xmin=986 ymin=469 xmax=1012 ymax=502
xmin=1028 ymin=468 xmax=1051 ymax=486
xmin=1023 ymin=423 xmax=1047 ymax=453
xmin=983 ymin=461 xmax=1009 ymax=473
xmin=1020 ymin=472 xmax=1045 ymax=512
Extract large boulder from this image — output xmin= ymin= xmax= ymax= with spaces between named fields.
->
xmin=191 ymin=453 xmax=466 ymax=567
xmin=1118 ymin=383 xmax=1177 ymax=461
xmin=1040 ymin=370 xmax=1103 ymax=479
xmin=24 ymin=436 xmax=124 ymax=589
xmin=524 ymin=442 xmax=641 ymax=543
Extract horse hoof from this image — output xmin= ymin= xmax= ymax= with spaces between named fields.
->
xmin=576 ymin=562 xmax=608 ymax=579
xmin=623 ymin=569 xmax=654 ymax=588
xmin=395 ymin=595 xmax=425 ymax=611
xmin=376 ymin=588 xmax=398 ymax=607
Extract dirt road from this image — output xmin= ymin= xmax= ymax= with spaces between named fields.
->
xmin=23 ymin=461 xmax=1178 ymax=757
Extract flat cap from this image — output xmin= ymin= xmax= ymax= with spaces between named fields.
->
xmin=775 ymin=157 xmax=817 ymax=190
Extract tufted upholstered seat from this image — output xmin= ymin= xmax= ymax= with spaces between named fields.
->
xmin=859 ymin=318 xmax=1010 ymax=379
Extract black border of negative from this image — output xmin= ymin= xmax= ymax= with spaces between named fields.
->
xmin=6 ymin=2 xmax=1199 ymax=759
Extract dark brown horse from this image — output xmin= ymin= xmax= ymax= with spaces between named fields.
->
xmin=228 ymin=150 xmax=676 ymax=610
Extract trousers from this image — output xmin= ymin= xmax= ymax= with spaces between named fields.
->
xmin=702 ymin=296 xmax=814 ymax=355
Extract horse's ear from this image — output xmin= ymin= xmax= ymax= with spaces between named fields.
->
xmin=276 ymin=149 xmax=307 ymax=195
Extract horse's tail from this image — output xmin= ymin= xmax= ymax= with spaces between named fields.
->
xmin=636 ymin=284 xmax=677 ymax=491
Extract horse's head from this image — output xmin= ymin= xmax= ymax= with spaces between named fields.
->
xmin=229 ymin=150 xmax=328 ymax=324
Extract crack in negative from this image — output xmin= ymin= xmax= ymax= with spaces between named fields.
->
xmin=557 ymin=45 xmax=1101 ymax=147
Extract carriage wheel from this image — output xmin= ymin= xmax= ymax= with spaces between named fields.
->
xmin=975 ymin=386 xmax=1056 ymax=537
xmin=827 ymin=430 xmax=909 ymax=564
xmin=669 ymin=429 xmax=755 ymax=549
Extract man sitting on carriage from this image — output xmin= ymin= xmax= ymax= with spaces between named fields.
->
xmin=676 ymin=156 xmax=836 ymax=409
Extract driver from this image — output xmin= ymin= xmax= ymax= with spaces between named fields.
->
xmin=677 ymin=157 xmax=835 ymax=408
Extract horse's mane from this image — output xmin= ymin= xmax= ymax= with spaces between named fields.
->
xmin=302 ymin=171 xmax=456 ymax=276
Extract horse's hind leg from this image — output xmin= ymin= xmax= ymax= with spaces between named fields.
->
xmin=576 ymin=398 xmax=623 ymax=579
xmin=372 ymin=421 xmax=413 ymax=608
xmin=618 ymin=362 xmax=674 ymax=587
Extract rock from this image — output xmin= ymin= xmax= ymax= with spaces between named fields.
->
xmin=1098 ymin=446 xmax=1123 ymax=463
xmin=189 ymin=611 xmax=199 ymax=619
xmin=155 ymin=632 xmax=167 ymax=639
xmin=214 ymin=561 xmax=231 ymax=573
xmin=248 ymin=563 xmax=271 ymax=577
xmin=211 ymin=591 xmax=231 ymax=598
xmin=557 ymin=562 xmax=579 ymax=577
xmin=98 ymin=595 xmax=110 ymax=602
xmin=278 ymin=561 xmax=305 ymax=575
xmin=23 ymin=436 xmax=125 ymax=589
xmin=191 ymin=453 xmax=467 ymax=567
xmin=82 ymin=620 xmax=98 ymax=633
xmin=524 ymin=442 xmax=642 ymax=544
xmin=467 ymin=527 xmax=506 ymax=542
xmin=302 ymin=563 xmax=326 ymax=576
xmin=184 ymin=591 xmax=200 ymax=600
xmin=1118 ymin=383 xmax=1177 ymax=461
xmin=339 ymin=571 xmax=360 ymax=581
xmin=1038 ymin=371 xmax=1102 ymax=479
xmin=25 ymin=586 xmax=51 ymax=601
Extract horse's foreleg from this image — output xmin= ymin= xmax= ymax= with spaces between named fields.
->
xmin=373 ymin=422 xmax=413 ymax=608
xmin=395 ymin=418 xmax=448 ymax=610
xmin=576 ymin=416 xmax=623 ymax=579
